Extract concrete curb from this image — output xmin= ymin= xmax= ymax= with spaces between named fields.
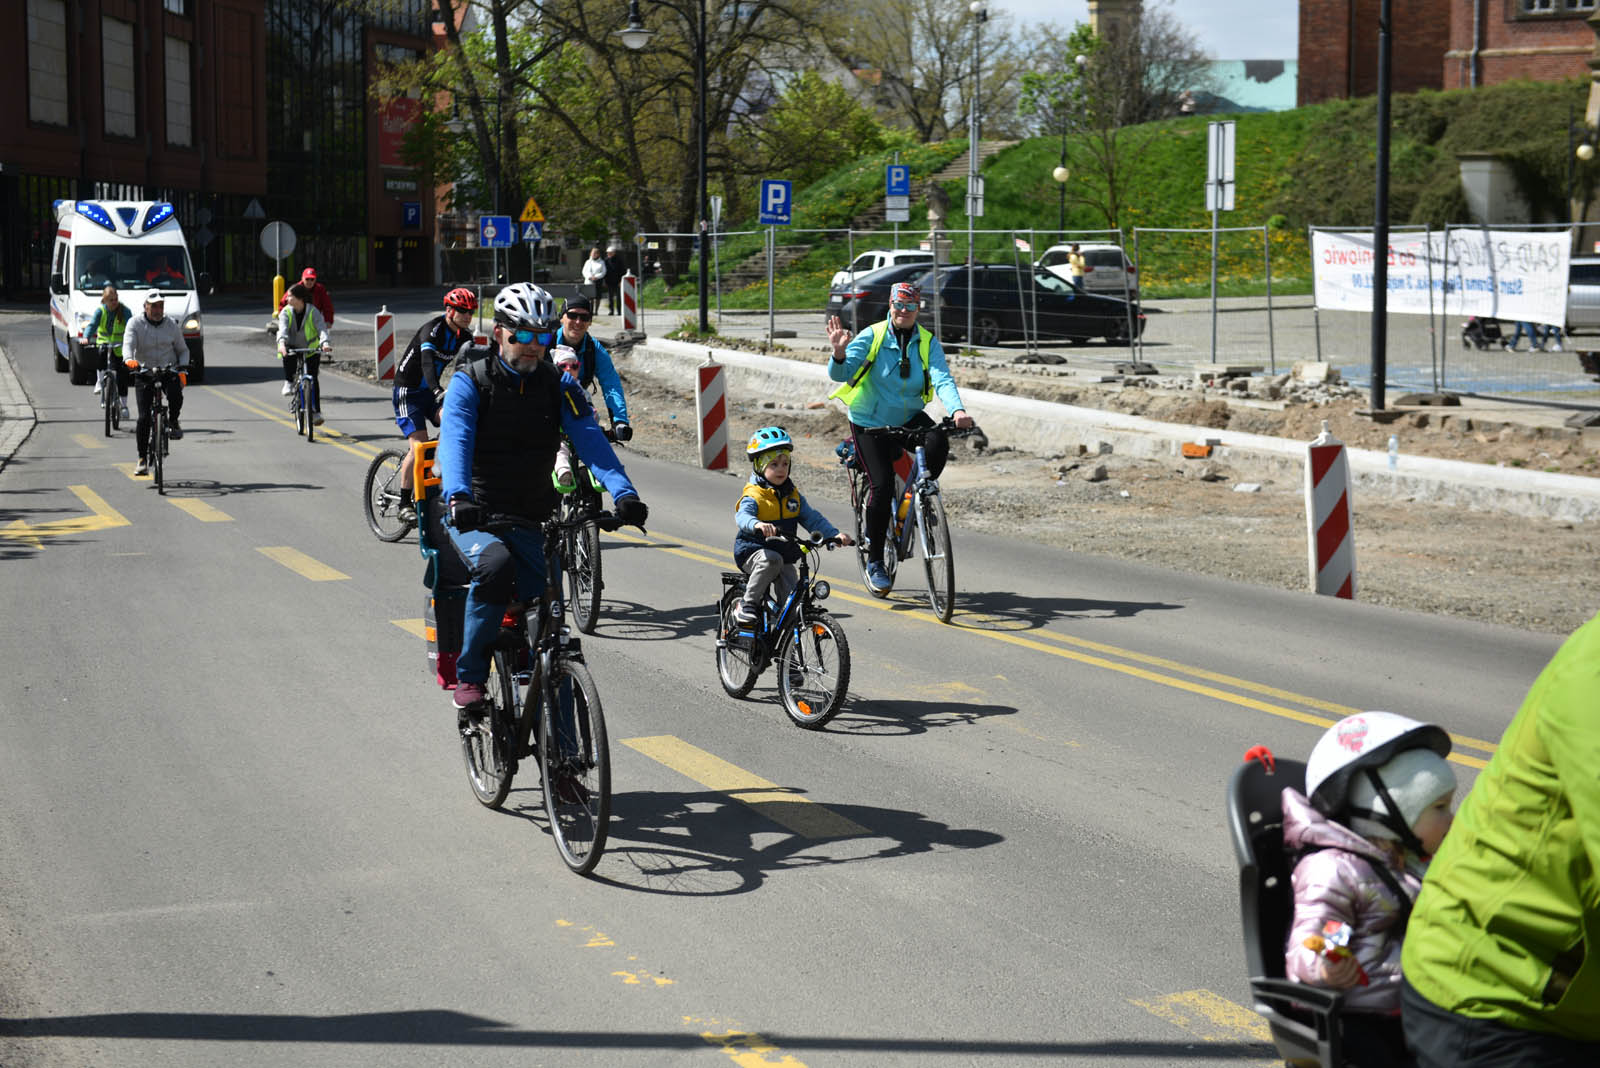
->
xmin=625 ymin=338 xmax=1600 ymax=523
xmin=0 ymin=341 xmax=37 ymax=472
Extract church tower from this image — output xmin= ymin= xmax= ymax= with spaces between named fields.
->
xmin=1087 ymin=0 xmax=1141 ymax=43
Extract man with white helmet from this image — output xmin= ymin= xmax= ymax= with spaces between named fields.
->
xmin=1281 ymin=711 xmax=1458 ymax=1068
xmin=436 ymin=282 xmax=648 ymax=719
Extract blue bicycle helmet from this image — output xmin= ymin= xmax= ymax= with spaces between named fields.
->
xmin=746 ymin=426 xmax=792 ymax=468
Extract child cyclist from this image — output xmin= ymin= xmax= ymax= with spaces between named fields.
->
xmin=1281 ymin=712 xmax=1458 ymax=1068
xmin=550 ymin=345 xmax=583 ymax=493
xmin=732 ymin=427 xmax=853 ymax=625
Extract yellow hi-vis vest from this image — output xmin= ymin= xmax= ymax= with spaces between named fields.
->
xmin=829 ymin=320 xmax=933 ymax=409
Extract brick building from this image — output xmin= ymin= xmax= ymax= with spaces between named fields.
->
xmin=1298 ymin=1 xmax=1598 ymax=107
xmin=1 ymin=0 xmax=434 ymax=298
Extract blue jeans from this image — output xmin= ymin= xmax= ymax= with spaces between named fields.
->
xmin=446 ymin=522 xmax=548 ymax=685
xmin=1508 ymin=321 xmax=1543 ymax=349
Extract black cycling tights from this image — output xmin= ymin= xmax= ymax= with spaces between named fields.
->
xmin=851 ymin=412 xmax=949 ymax=565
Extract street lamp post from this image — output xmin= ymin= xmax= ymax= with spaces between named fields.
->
xmin=620 ymin=0 xmax=710 ymax=335
xmin=1054 ymin=53 xmax=1085 ymax=241
xmin=966 ymin=1 xmax=987 ymax=351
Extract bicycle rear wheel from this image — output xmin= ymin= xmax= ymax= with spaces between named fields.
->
xmin=461 ymin=649 xmax=518 ymax=809
xmin=715 ymin=586 xmax=761 ymax=698
xmin=363 ymin=449 xmax=413 ymax=542
xmin=103 ymin=377 xmax=114 ymax=437
xmin=538 ymin=656 xmax=610 ymax=874
xmin=918 ymin=489 xmax=955 ymax=622
xmin=567 ymin=516 xmax=603 ymax=634
xmin=151 ymin=408 xmax=166 ymax=495
xmin=777 ymin=609 xmax=851 ymax=729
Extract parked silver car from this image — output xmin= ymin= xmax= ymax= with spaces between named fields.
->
xmin=1566 ymin=256 xmax=1600 ymax=334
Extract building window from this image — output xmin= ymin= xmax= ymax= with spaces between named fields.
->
xmin=1517 ymin=0 xmax=1595 ymax=14
xmin=165 ymin=36 xmax=193 ymax=146
xmin=164 ymin=0 xmax=189 ymax=14
xmin=103 ymin=17 xmax=137 ymax=138
xmin=26 ymin=0 xmax=69 ymax=127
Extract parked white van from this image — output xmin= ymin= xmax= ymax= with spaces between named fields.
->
xmin=49 ymin=199 xmax=208 ymax=384
xmin=829 ymin=247 xmax=934 ymax=290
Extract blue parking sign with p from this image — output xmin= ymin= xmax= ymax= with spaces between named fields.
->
xmin=886 ymin=165 xmax=910 ymax=197
xmin=759 ymin=179 xmax=792 ymax=225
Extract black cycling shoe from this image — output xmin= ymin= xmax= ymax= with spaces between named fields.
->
xmin=168 ymin=421 xmax=183 ymax=440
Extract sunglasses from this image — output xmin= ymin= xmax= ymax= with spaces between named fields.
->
xmin=508 ymin=328 xmax=556 ymax=346
xmin=891 ymin=300 xmax=918 ymax=311
xmin=564 ymin=312 xmax=592 ymax=322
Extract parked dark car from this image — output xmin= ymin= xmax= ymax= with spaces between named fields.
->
xmin=824 ymin=261 xmax=939 ymax=333
xmin=917 ymin=264 xmax=1145 ymax=346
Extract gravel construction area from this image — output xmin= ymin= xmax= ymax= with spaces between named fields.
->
xmin=329 ymin=339 xmax=1600 ymax=637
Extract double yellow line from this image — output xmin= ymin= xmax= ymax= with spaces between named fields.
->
xmin=616 ymin=526 xmax=1498 ymax=769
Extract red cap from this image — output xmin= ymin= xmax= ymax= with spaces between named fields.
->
xmin=301 ymin=267 xmax=317 ymax=282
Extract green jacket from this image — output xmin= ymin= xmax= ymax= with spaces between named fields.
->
xmin=1401 ymin=613 xmax=1600 ymax=1041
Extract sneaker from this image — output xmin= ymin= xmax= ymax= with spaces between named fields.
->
xmin=119 ymin=401 xmax=130 ymax=420
xmin=732 ymin=603 xmax=759 ymax=626
xmin=282 ymin=382 xmax=294 ymax=396
xmin=311 ymin=412 xmax=324 ymax=426
xmin=454 ymin=681 xmax=483 ymax=713
xmin=134 ymin=457 xmax=149 ymax=476
xmin=397 ymin=503 xmax=417 ymax=525
xmin=1549 ymin=337 xmax=1564 ymax=352
xmin=865 ymin=562 xmax=892 ymax=595
xmin=167 ymin=420 xmax=182 ymax=440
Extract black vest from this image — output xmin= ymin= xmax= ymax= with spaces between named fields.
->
xmin=464 ymin=354 xmax=580 ymax=522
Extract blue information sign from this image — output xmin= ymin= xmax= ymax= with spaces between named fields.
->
xmin=522 ymin=220 xmax=543 ymax=243
xmin=758 ymin=179 xmax=792 ymax=225
xmin=886 ymin=165 xmax=910 ymax=197
xmin=479 ymin=214 xmax=514 ymax=249
xmin=401 ymin=202 xmax=422 ymax=229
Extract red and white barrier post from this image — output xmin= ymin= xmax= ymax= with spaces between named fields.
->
xmin=374 ymin=305 xmax=396 ymax=382
xmin=622 ymin=270 xmax=639 ymax=332
xmin=1305 ymin=421 xmax=1355 ymax=599
xmin=695 ymin=357 xmax=728 ymax=470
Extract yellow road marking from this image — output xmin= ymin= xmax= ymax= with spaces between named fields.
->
xmin=391 ymin=618 xmax=427 ymax=638
xmin=0 ymin=485 xmax=131 ymax=543
xmin=72 ymin=433 xmax=107 ymax=450
xmin=1131 ymin=989 xmax=1273 ymax=1044
xmin=621 ymin=527 xmax=1498 ymax=764
xmin=167 ymin=497 xmax=232 ymax=522
xmin=203 ymin=386 xmax=379 ymax=460
xmin=256 ymin=546 xmax=349 ymax=581
xmin=623 ymin=735 xmax=867 ymax=839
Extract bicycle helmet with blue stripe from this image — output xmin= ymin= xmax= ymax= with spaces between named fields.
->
xmin=493 ymin=282 xmax=558 ymax=332
xmin=746 ymin=426 xmax=792 ymax=468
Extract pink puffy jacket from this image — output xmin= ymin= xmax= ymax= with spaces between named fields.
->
xmin=1280 ymin=787 xmax=1420 ymax=1014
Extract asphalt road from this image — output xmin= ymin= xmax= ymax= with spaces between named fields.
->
xmin=0 ymin=305 xmax=1566 ymax=1067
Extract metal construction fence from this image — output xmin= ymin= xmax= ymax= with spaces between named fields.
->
xmin=627 ymin=222 xmax=1600 ymax=407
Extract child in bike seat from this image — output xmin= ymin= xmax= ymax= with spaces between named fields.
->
xmin=550 ymin=345 xmax=582 ymax=494
xmin=1282 ymin=711 xmax=1458 ymax=1068
xmin=732 ymin=426 xmax=853 ymax=625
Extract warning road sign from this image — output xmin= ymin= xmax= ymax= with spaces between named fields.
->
xmin=519 ymin=197 xmax=545 ymax=223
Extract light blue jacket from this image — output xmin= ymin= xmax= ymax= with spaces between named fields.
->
xmin=827 ymin=321 xmax=963 ymax=427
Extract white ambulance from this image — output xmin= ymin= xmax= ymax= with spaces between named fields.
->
xmin=48 ymin=199 xmax=208 ymax=384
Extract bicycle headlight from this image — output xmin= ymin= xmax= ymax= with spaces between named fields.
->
xmin=183 ymin=312 xmax=201 ymax=334
xmin=811 ymin=580 xmax=830 ymax=602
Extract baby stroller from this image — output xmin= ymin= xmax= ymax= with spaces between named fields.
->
xmin=1461 ymin=316 xmax=1503 ymax=350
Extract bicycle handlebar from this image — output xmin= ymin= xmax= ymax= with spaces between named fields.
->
xmin=856 ymin=417 xmax=988 ymax=450
xmin=760 ymin=531 xmax=845 ymax=551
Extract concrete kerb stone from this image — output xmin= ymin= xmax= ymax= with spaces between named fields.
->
xmin=0 ymin=341 xmax=38 ymax=471
xmin=625 ymin=337 xmax=1600 ymax=524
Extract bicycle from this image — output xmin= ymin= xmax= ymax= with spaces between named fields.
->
xmin=556 ymin=425 xmax=621 ymax=635
xmin=284 ymin=345 xmax=327 ymax=443
xmin=90 ymin=344 xmax=125 ymax=437
xmin=458 ymin=508 xmax=625 ymax=875
xmin=838 ymin=417 xmax=987 ymax=623
xmin=133 ymin=366 xmax=181 ymax=496
xmin=715 ymin=533 xmax=852 ymax=729
xmin=362 ymin=448 xmax=415 ymax=542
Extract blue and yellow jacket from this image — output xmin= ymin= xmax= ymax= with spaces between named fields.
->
xmin=733 ymin=475 xmax=840 ymax=566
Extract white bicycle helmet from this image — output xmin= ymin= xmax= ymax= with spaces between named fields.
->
xmin=493 ymin=282 xmax=558 ymax=332
xmin=1305 ymin=711 xmax=1452 ymax=850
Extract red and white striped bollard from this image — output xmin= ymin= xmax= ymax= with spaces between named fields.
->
xmin=1305 ymin=421 xmax=1355 ymax=599
xmin=622 ymin=270 xmax=639 ymax=332
xmin=374 ymin=305 xmax=396 ymax=381
xmin=696 ymin=357 xmax=728 ymax=469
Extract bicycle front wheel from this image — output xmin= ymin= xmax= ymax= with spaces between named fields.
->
xmin=715 ymin=587 xmax=761 ymax=698
xmin=537 ymin=656 xmax=610 ymax=875
xmin=567 ymin=516 xmax=603 ymax=634
xmin=778 ymin=609 xmax=851 ymax=729
xmin=461 ymin=649 xmax=518 ymax=809
xmin=918 ymin=489 xmax=956 ymax=622
xmin=103 ymin=383 xmax=115 ymax=437
xmin=151 ymin=408 xmax=166 ymax=495
xmin=304 ymin=381 xmax=316 ymax=443
xmin=363 ymin=450 xmax=413 ymax=542
xmin=293 ymin=382 xmax=307 ymax=437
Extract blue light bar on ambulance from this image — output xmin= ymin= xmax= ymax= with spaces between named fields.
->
xmin=73 ymin=202 xmax=118 ymax=233
xmin=141 ymin=202 xmax=175 ymax=233
xmin=116 ymin=207 xmax=139 ymax=229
